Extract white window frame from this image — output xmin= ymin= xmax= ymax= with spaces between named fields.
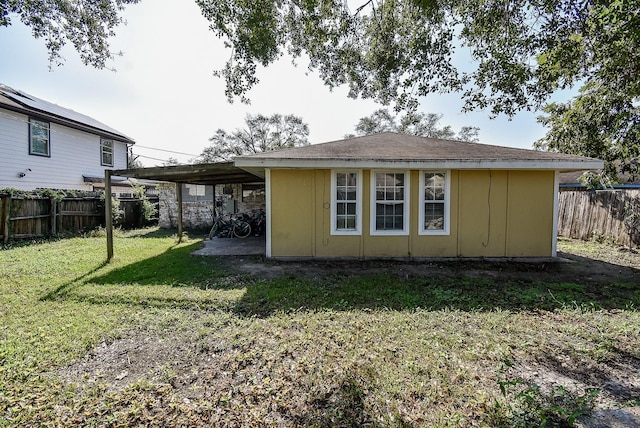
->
xmin=331 ymin=170 xmax=362 ymax=235
xmin=101 ymin=139 xmax=114 ymax=166
xmin=419 ymin=170 xmax=450 ymax=235
xmin=29 ymin=118 xmax=50 ymax=157
xmin=370 ymin=170 xmax=410 ymax=236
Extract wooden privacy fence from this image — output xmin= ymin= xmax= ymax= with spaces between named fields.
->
xmin=557 ymin=189 xmax=640 ymax=246
xmin=0 ymin=195 xmax=158 ymax=242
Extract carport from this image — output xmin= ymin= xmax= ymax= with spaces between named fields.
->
xmin=104 ymin=162 xmax=263 ymax=261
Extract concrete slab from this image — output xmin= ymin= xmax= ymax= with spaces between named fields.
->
xmin=193 ymin=236 xmax=266 ymax=256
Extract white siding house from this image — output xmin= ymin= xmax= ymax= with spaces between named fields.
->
xmin=0 ymin=84 xmax=134 ymax=191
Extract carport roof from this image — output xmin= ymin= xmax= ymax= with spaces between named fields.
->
xmin=111 ymin=162 xmax=262 ymax=185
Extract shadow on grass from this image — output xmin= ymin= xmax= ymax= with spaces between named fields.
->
xmin=233 ymin=274 xmax=639 ymax=317
xmin=40 ymin=260 xmax=109 ymax=301
xmin=40 ymin=240 xmax=237 ymax=305
xmin=40 ymin=237 xmax=640 ymax=316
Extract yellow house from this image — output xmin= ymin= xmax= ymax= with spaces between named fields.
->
xmin=235 ymin=133 xmax=603 ymax=259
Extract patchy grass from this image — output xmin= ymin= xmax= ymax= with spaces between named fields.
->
xmin=1 ymin=229 xmax=639 ymax=427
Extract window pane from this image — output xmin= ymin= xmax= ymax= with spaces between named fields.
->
xmin=424 ymin=202 xmax=444 ymax=230
xmin=335 ymin=172 xmax=359 ymax=231
xmin=101 ymin=140 xmax=114 ymax=165
xmin=375 ymin=202 xmax=404 ymax=230
xmin=347 ymin=173 xmax=357 ymax=186
xmin=30 ymin=120 xmax=49 ymax=155
xmin=346 ymin=217 xmax=356 ymax=229
xmin=103 ymin=153 xmax=113 ymax=166
xmin=422 ymin=173 xmax=447 ymax=232
xmin=374 ymin=172 xmax=405 ymax=231
xmin=32 ymin=138 xmax=47 ymax=155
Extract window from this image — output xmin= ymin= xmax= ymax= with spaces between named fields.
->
xmin=242 ymin=183 xmax=266 ymax=203
xmin=331 ymin=170 xmax=361 ymax=235
xmin=420 ymin=171 xmax=450 ymax=235
xmin=183 ymin=184 xmax=213 ymax=202
xmin=29 ymin=118 xmax=50 ymax=156
xmin=371 ymin=171 xmax=409 ymax=235
xmin=101 ymin=139 xmax=113 ymax=166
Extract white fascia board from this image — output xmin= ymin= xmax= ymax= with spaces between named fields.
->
xmin=236 ymin=165 xmax=266 ymax=178
xmin=235 ymin=157 xmax=604 ymax=171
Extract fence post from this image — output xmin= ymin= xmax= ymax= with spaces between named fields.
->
xmin=2 ymin=196 xmax=10 ymax=244
xmin=50 ymin=198 xmax=57 ymax=236
xmin=0 ymin=195 xmax=11 ymax=243
xmin=176 ymin=183 xmax=183 ymax=243
xmin=105 ymin=170 xmax=114 ymax=261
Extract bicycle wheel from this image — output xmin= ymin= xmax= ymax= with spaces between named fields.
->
xmin=208 ymin=222 xmax=219 ymax=239
xmin=233 ymin=220 xmax=251 ymax=238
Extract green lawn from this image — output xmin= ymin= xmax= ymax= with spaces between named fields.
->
xmin=1 ymin=229 xmax=638 ymax=427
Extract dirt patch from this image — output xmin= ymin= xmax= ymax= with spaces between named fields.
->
xmin=216 ymin=247 xmax=639 ymax=287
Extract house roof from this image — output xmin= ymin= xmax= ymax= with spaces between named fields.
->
xmin=235 ymin=132 xmax=603 ymax=177
xmin=0 ymin=84 xmax=135 ymax=144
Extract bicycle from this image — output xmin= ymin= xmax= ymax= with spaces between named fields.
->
xmin=209 ymin=213 xmax=252 ymax=239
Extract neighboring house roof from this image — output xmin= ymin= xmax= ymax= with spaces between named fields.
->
xmin=235 ymin=132 xmax=603 ymax=176
xmin=0 ymin=83 xmax=134 ymax=144
xmin=560 ymin=171 xmax=640 ymax=189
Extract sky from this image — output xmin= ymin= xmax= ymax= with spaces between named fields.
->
xmin=1 ymin=0 xmax=559 ymax=166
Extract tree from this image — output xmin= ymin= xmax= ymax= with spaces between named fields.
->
xmin=196 ymin=0 xmax=637 ymax=180
xmin=11 ymin=1 xmax=638 ymax=175
xmin=535 ymin=81 xmax=640 ymax=182
xmin=128 ymin=148 xmax=144 ymax=169
xmin=161 ymin=157 xmax=180 ymax=166
xmin=10 ymin=2 xmax=638 ymax=118
xmin=1 ymin=0 xmax=139 ymax=68
xmin=349 ymin=109 xmax=479 ymax=142
xmin=195 ymin=113 xmax=309 ymax=162
xmin=196 ymin=0 xmax=639 ymax=113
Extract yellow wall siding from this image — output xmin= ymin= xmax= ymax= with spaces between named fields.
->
xmin=458 ymin=170 xmax=509 ymax=257
xmin=268 ymin=168 xmax=556 ymax=258
xmin=270 ymin=169 xmax=315 ymax=257
xmin=506 ymin=170 xmax=554 ymax=256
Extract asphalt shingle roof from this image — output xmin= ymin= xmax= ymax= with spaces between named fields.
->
xmin=236 ymin=132 xmax=603 ymax=172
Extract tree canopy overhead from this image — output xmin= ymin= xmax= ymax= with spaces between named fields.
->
xmin=1 ymin=0 xmax=139 ymax=68
xmin=7 ymin=0 xmax=638 ymax=179
xmin=195 ymin=0 xmax=639 ymax=115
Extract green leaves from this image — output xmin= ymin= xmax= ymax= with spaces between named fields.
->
xmin=351 ymin=108 xmax=480 ymax=142
xmin=195 ymin=113 xmax=309 ymax=162
xmin=2 ymin=0 xmax=140 ymax=69
xmin=195 ymin=0 xmax=638 ymax=130
xmin=535 ymin=80 xmax=640 ymax=183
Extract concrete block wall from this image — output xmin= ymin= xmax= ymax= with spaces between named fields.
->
xmin=158 ymin=184 xmax=214 ymax=229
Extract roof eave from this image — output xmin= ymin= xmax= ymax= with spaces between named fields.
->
xmin=234 ymin=158 xmax=605 ymax=171
xmin=0 ymin=100 xmax=135 ymax=145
